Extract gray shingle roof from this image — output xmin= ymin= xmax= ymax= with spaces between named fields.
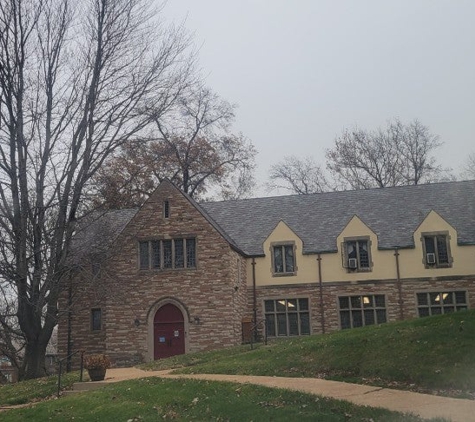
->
xmin=71 ymin=180 xmax=475 ymax=259
xmin=200 ymin=180 xmax=475 ymax=256
xmin=71 ymin=208 xmax=138 ymax=263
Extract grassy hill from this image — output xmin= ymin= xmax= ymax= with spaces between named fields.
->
xmin=2 ymin=310 xmax=474 ymax=421
xmin=141 ymin=309 xmax=475 ymax=397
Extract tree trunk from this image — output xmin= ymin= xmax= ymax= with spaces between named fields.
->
xmin=23 ymin=339 xmax=48 ymax=380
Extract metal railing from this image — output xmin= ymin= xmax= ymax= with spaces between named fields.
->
xmin=57 ymin=350 xmax=84 ymax=397
xmin=250 ymin=319 xmax=267 ymax=350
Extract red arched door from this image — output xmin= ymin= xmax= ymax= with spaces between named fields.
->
xmin=154 ymin=304 xmax=185 ymax=359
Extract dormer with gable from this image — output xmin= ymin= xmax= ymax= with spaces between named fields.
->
xmin=397 ymin=209 xmax=473 ymax=279
xmin=253 ymin=220 xmax=317 ymax=286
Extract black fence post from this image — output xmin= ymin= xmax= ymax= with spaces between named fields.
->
xmin=57 ymin=361 xmax=62 ymax=398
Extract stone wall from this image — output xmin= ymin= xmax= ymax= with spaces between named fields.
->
xmin=252 ymin=276 xmax=475 ymax=337
xmin=58 ymin=181 xmax=248 ymax=368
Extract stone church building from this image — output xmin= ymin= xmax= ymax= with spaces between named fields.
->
xmin=58 ymin=179 xmax=475 ymax=367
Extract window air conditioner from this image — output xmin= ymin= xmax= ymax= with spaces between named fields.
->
xmin=348 ymin=258 xmax=358 ymax=269
xmin=426 ymin=253 xmax=436 ymax=265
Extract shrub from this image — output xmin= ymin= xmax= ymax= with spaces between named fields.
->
xmin=83 ymin=354 xmax=111 ymax=370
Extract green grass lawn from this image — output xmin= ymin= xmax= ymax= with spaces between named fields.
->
xmin=0 ymin=377 xmax=447 ymax=422
xmin=0 ymin=372 xmax=79 ymax=405
xmin=141 ymin=310 xmax=475 ymax=397
xmin=2 ymin=311 xmax=473 ymax=420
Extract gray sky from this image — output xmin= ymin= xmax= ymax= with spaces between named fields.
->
xmin=163 ymin=1 xmax=475 ymax=196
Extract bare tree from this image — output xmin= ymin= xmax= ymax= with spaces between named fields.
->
xmin=326 ymin=119 xmax=449 ymax=189
xmin=93 ymin=86 xmax=256 ymax=206
xmin=267 ymin=156 xmax=329 ymax=194
xmin=460 ymin=152 xmax=475 ymax=180
xmin=0 ymin=0 xmax=194 ymax=379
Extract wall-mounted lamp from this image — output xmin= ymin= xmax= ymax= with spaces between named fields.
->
xmin=193 ymin=316 xmax=200 ymax=325
xmin=134 ymin=318 xmax=140 ymax=327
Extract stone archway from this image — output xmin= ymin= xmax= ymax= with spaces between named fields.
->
xmin=146 ymin=298 xmax=189 ymax=361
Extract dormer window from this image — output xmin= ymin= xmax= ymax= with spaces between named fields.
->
xmin=422 ymin=232 xmax=452 ymax=268
xmin=271 ymin=243 xmax=296 ymax=276
xmin=163 ymin=200 xmax=170 ymax=218
xmin=342 ymin=237 xmax=372 ymax=272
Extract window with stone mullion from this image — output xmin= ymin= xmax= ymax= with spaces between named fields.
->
xmin=264 ymin=298 xmax=310 ymax=337
xmin=273 ymin=245 xmax=295 ymax=274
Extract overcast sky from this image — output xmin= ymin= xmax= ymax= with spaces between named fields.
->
xmin=163 ymin=1 xmax=475 ymax=196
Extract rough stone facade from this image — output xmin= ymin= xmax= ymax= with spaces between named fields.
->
xmin=59 ymin=182 xmax=248 ymax=368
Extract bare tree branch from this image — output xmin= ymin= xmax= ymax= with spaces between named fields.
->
xmin=326 ymin=119 xmax=451 ymax=189
xmin=92 ymin=86 xmax=256 ymax=206
xmin=267 ymin=156 xmax=329 ymax=195
xmin=0 ymin=0 xmax=195 ymax=379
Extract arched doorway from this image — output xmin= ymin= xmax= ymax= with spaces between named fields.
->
xmin=153 ymin=303 xmax=185 ymax=359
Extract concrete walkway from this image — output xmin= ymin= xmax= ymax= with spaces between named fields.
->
xmin=96 ymin=367 xmax=475 ymax=422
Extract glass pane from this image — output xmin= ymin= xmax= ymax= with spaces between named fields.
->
xmin=139 ymin=241 xmax=149 ymax=269
xmin=265 ymin=314 xmax=276 ymax=337
xmin=287 ymin=299 xmax=297 ymax=310
xmin=362 ymin=295 xmax=373 ymax=308
xmin=273 ymin=246 xmax=283 ymax=273
xmin=151 ymin=240 xmax=160 ymax=269
xmin=431 ymin=306 xmax=442 ymax=315
xmin=443 ymin=306 xmax=455 ymax=314
xmin=436 ymin=236 xmax=449 ymax=264
xmin=455 ymin=291 xmax=466 ymax=304
xmin=430 ymin=292 xmax=441 ymax=305
xmin=376 ymin=309 xmax=387 ymax=324
xmin=351 ymin=296 xmax=362 ymax=309
xmin=352 ymin=310 xmax=363 ymax=328
xmin=374 ymin=295 xmax=385 ymax=307
xmin=277 ymin=314 xmax=287 ymax=336
xmin=299 ymin=299 xmax=309 ymax=311
xmin=186 ymin=238 xmax=196 ymax=268
xmin=174 ymin=239 xmax=184 ymax=268
xmin=340 ymin=311 xmax=351 ymax=329
xmin=276 ymin=300 xmax=286 ymax=312
xmin=417 ymin=293 xmax=428 ymax=306
xmin=288 ymin=313 xmax=299 ymax=335
xmin=284 ymin=245 xmax=294 ymax=272
xmin=347 ymin=241 xmax=357 ymax=258
xmin=339 ymin=296 xmax=349 ymax=309
xmin=300 ymin=313 xmax=310 ymax=335
xmin=418 ymin=307 xmax=430 ymax=317
xmin=358 ymin=241 xmax=369 ymax=268
xmin=424 ymin=236 xmax=435 ymax=254
xmin=264 ymin=300 xmax=275 ymax=313
xmin=91 ymin=309 xmax=101 ymax=331
xmin=364 ymin=310 xmax=375 ymax=326
xmin=442 ymin=292 xmax=453 ymax=304
xmin=456 ymin=306 xmax=467 ymax=311
xmin=163 ymin=240 xmax=172 ymax=268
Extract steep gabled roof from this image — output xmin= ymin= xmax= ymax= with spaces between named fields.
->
xmin=200 ymin=180 xmax=475 ymax=256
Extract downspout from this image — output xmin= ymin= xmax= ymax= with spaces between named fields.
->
xmin=251 ymin=258 xmax=257 ymax=342
xmin=317 ymin=254 xmax=326 ymax=334
xmin=394 ymin=248 xmax=404 ymax=320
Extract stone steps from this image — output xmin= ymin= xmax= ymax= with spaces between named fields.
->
xmin=62 ymin=381 xmax=108 ymax=396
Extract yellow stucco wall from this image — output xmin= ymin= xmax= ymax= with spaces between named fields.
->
xmin=247 ymin=212 xmax=475 ymax=287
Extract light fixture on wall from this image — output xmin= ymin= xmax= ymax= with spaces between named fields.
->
xmin=194 ymin=316 xmax=200 ymax=325
xmin=134 ymin=318 xmax=140 ymax=327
